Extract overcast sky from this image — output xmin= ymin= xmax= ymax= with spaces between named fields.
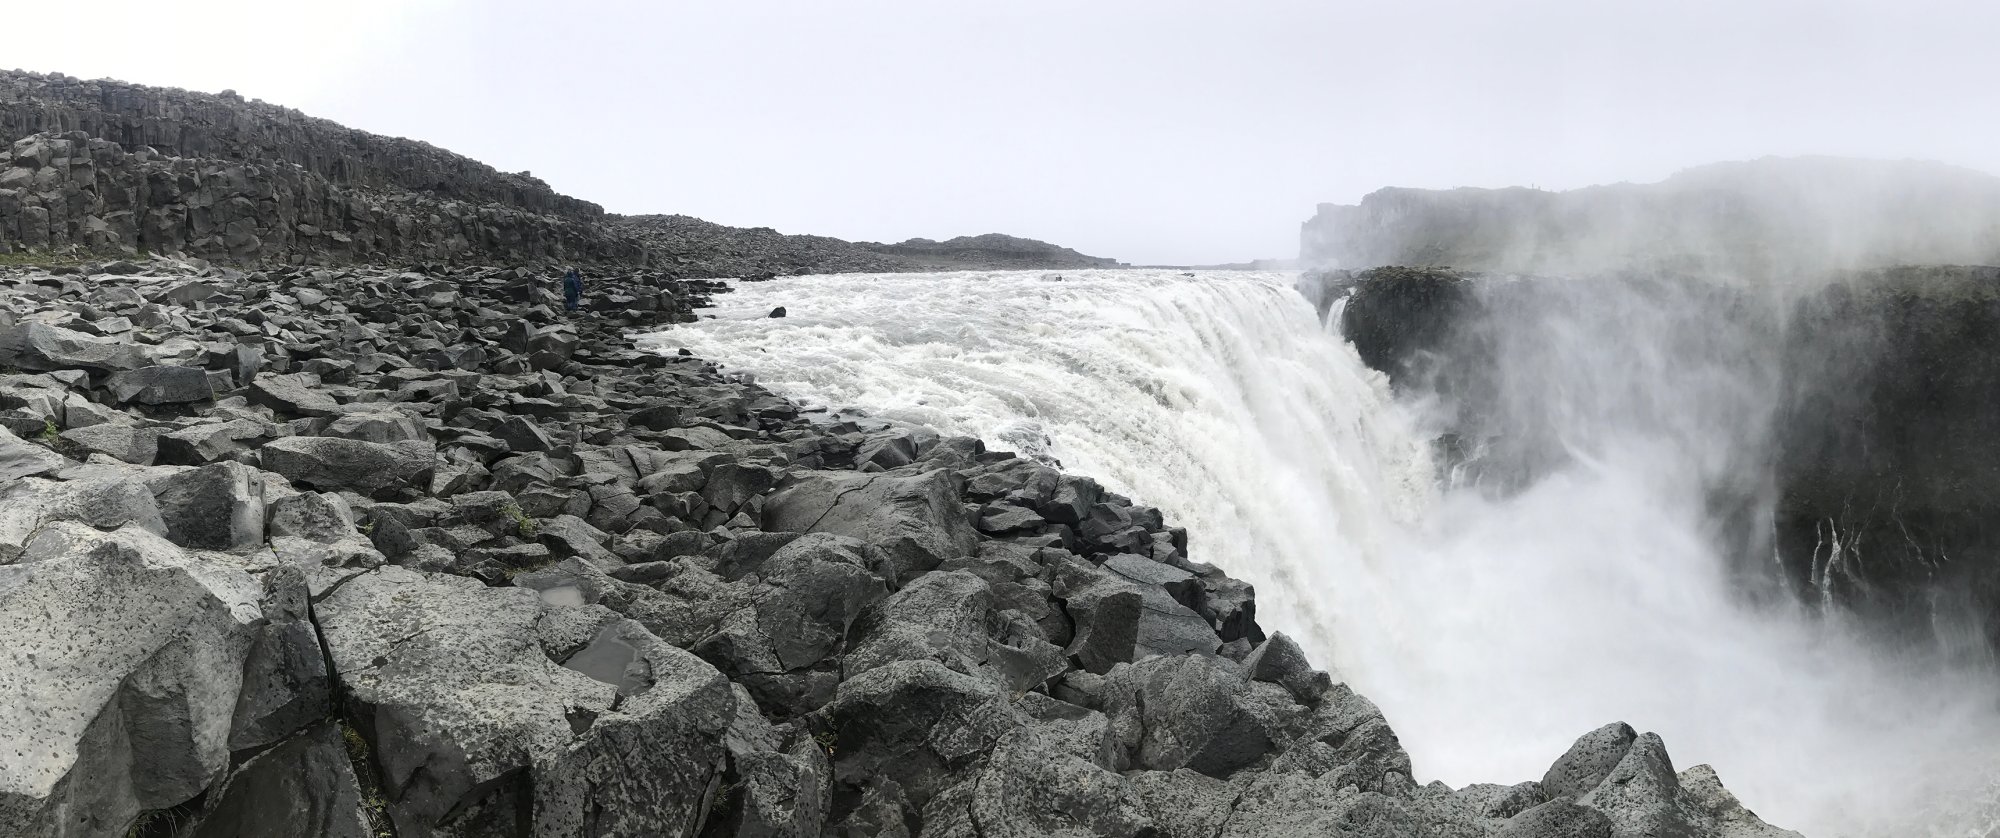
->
xmin=10 ymin=0 xmax=1997 ymax=264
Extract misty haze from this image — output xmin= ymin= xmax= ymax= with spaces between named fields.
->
xmin=0 ymin=3 xmax=1996 ymax=838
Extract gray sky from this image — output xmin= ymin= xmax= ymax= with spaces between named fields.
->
xmin=12 ymin=0 xmax=1998 ymax=264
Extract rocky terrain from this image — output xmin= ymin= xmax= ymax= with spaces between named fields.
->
xmin=0 ymin=256 xmax=1801 ymax=837
xmin=1301 ymin=157 xmax=2000 ymax=277
xmin=0 ymin=66 xmax=1803 ymax=838
xmin=611 ymin=215 xmax=1120 ymax=279
xmin=1321 ymin=264 xmax=2000 ymax=651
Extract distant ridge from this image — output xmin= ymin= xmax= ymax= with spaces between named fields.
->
xmin=611 ymin=215 xmax=1122 ymax=279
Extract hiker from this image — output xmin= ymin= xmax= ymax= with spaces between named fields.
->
xmin=563 ymin=267 xmax=583 ymax=312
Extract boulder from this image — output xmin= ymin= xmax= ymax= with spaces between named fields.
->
xmin=0 ymin=425 xmax=67 ymax=482
xmin=316 ymin=566 xmax=734 ymax=836
xmin=0 ymin=523 xmax=264 ymax=837
xmin=843 ymin=570 xmax=1065 ymax=696
xmin=1101 ymin=654 xmax=1288 ymax=778
xmin=259 ymin=436 xmax=435 ymax=496
xmin=185 ymin=723 xmax=373 ymax=838
xmin=0 ymin=475 xmax=167 ymax=563
xmin=148 ymin=461 xmax=268 ymax=550
xmin=0 ymin=321 xmax=147 ymax=372
xmin=919 ymin=729 xmax=1157 ymax=838
xmin=814 ymin=660 xmax=1022 ymax=816
xmin=762 ymin=469 xmax=979 ymax=582
xmin=57 ymin=423 xmax=157 ymax=464
xmin=1052 ymin=553 xmax=1221 ymax=673
xmin=249 ymin=371 xmax=340 ymax=416
xmin=103 ymin=365 xmax=214 ymax=405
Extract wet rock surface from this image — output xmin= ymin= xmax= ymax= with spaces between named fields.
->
xmin=0 ymin=255 xmax=1796 ymax=836
xmin=1329 ymin=264 xmax=2000 ymax=650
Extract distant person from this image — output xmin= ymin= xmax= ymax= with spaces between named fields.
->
xmin=563 ymin=268 xmax=583 ymax=312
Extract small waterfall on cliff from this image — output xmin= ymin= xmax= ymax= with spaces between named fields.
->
xmin=646 ymin=269 xmax=2000 ymax=837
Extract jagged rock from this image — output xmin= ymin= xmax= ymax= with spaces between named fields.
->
xmin=259 ymin=436 xmax=435 ymax=496
xmin=1101 ymin=654 xmax=1287 ymax=778
xmin=495 ymin=414 xmax=556 ymax=452
xmin=1129 ymin=769 xmax=1241 ymax=838
xmin=712 ymin=684 xmax=831 ymax=837
xmin=1053 ymin=552 xmax=1221 ymax=673
xmin=691 ymin=534 xmax=890 ymax=715
xmin=156 ymin=418 xmax=269 ymax=465
xmin=267 ymin=490 xmax=360 ymax=542
xmin=319 ymin=409 xmax=428 ymax=443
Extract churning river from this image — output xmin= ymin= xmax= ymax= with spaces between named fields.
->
xmin=642 ymin=269 xmax=2000 ymax=837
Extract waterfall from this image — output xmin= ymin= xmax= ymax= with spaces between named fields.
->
xmin=644 ymin=269 xmax=2000 ymax=837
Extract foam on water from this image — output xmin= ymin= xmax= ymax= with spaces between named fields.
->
xmin=643 ymin=269 xmax=2000 ymax=837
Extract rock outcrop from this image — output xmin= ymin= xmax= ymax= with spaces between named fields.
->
xmin=0 ymin=255 xmax=1796 ymax=835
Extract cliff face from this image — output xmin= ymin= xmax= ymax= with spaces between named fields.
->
xmin=1303 ymin=158 xmax=2000 ymax=277
xmin=1330 ymin=266 xmax=2000 ymax=646
xmin=0 ymin=70 xmax=641 ymax=265
xmin=0 ymin=70 xmax=599 ymax=219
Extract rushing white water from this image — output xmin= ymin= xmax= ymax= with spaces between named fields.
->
xmin=642 ymin=269 xmax=2000 ymax=837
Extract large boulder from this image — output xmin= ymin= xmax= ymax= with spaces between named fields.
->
xmin=689 ymin=534 xmax=891 ymax=715
xmin=185 ymin=723 xmax=373 ymax=838
xmin=248 ymin=371 xmax=340 ymax=416
xmin=259 ymin=436 xmax=436 ymax=496
xmin=316 ymin=566 xmax=734 ymax=837
xmin=0 ymin=475 xmax=166 ymax=562
xmin=0 ymin=424 xmax=69 ymax=482
xmin=102 ymin=365 xmax=214 ymax=405
xmin=919 ymin=729 xmax=1157 ymax=838
xmin=762 ymin=469 xmax=979 ymax=582
xmin=147 ymin=460 xmax=268 ymax=550
xmin=0 ymin=523 xmax=264 ymax=838
xmin=843 ymin=570 xmax=1066 ymax=696
xmin=0 ymin=321 xmax=148 ymax=372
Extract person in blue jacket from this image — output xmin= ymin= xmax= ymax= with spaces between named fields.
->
xmin=562 ymin=268 xmax=583 ymax=312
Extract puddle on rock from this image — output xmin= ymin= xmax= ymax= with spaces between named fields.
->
xmin=562 ymin=626 xmax=651 ymax=695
